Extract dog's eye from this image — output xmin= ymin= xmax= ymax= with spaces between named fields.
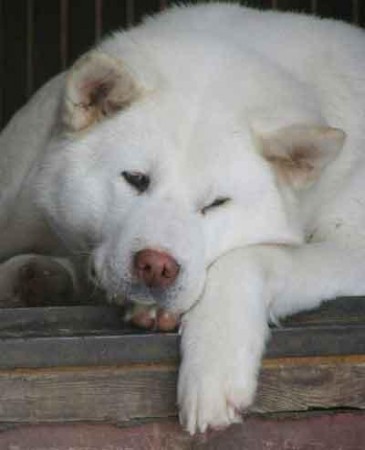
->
xmin=121 ymin=171 xmax=150 ymax=193
xmin=201 ymin=197 xmax=231 ymax=215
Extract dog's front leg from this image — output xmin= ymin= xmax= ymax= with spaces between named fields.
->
xmin=178 ymin=247 xmax=270 ymax=435
xmin=177 ymin=240 xmax=365 ymax=434
xmin=270 ymin=241 xmax=365 ymax=319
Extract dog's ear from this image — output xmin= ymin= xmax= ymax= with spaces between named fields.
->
xmin=63 ymin=51 xmax=140 ymax=132
xmin=259 ymin=124 xmax=346 ymax=189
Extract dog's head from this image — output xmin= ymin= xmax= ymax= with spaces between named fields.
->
xmin=36 ymin=35 xmax=345 ymax=313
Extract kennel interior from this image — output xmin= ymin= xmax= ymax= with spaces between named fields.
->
xmin=0 ymin=1 xmax=364 ymax=449
xmin=1 ymin=0 xmax=365 ymax=129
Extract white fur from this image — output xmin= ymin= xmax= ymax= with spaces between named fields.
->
xmin=0 ymin=3 xmax=365 ymax=434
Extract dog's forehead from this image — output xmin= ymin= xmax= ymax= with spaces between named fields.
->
xmin=102 ymin=90 xmax=242 ymax=147
xmin=88 ymin=80 xmax=259 ymax=195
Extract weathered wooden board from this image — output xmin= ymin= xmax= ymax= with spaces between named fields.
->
xmin=1 ymin=413 xmax=365 ymax=450
xmin=255 ymin=356 xmax=365 ymax=413
xmin=0 ymin=296 xmax=362 ymax=425
xmin=0 ymin=297 xmax=363 ymax=337
xmin=0 ymin=356 xmax=363 ymax=423
xmin=0 ymin=323 xmax=364 ymax=369
xmin=0 ymin=297 xmax=363 ymax=369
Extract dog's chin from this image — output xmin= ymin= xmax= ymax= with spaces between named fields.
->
xmin=108 ymin=283 xmax=174 ymax=309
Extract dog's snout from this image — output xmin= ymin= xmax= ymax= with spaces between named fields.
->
xmin=134 ymin=249 xmax=180 ymax=289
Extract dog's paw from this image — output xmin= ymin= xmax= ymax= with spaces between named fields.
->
xmin=177 ymin=355 xmax=257 ymax=434
xmin=124 ymin=303 xmax=180 ymax=331
xmin=15 ymin=256 xmax=75 ymax=306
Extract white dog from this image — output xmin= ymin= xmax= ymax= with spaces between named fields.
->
xmin=0 ymin=2 xmax=364 ymax=434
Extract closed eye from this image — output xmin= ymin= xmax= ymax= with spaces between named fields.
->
xmin=201 ymin=197 xmax=231 ymax=215
xmin=121 ymin=171 xmax=150 ymax=193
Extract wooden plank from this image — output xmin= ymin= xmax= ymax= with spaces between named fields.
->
xmin=0 ymin=297 xmax=363 ymax=369
xmin=133 ymin=0 xmax=162 ymax=24
xmin=281 ymin=297 xmax=365 ymax=326
xmin=0 ymin=321 xmax=363 ymax=369
xmin=360 ymin=0 xmax=365 ymax=26
xmin=67 ymin=0 xmax=96 ymax=64
xmin=0 ymin=334 xmax=179 ymax=369
xmin=0 ymin=413 xmax=365 ymax=450
xmin=0 ymin=297 xmax=363 ymax=337
xmin=60 ymin=0 xmax=69 ymax=70
xmin=31 ymin=0 xmax=62 ymax=93
xmin=0 ymin=356 xmax=363 ymax=423
xmin=195 ymin=412 xmax=365 ymax=450
xmin=316 ymin=0 xmax=353 ymax=21
xmin=101 ymin=0 xmax=128 ymax=35
xmin=0 ymin=305 xmax=128 ymax=337
xmin=268 ymin=324 xmax=365 ymax=358
xmin=2 ymin=0 xmax=28 ymax=128
xmin=277 ymin=0 xmax=312 ymax=13
xmin=254 ymin=355 xmax=365 ymax=413
xmin=0 ymin=364 xmax=178 ymax=423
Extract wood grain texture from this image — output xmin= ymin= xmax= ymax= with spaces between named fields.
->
xmin=1 ymin=413 xmax=365 ymax=450
xmin=32 ymin=0 xmax=62 ymax=93
xmin=281 ymin=297 xmax=365 ymax=326
xmin=0 ymin=322 xmax=363 ymax=369
xmin=0 ymin=323 xmax=363 ymax=369
xmin=0 ymin=297 xmax=362 ymax=337
xmin=1 ymin=0 xmax=28 ymax=128
xmin=254 ymin=355 xmax=365 ymax=413
xmin=0 ymin=297 xmax=364 ymax=369
xmin=67 ymin=0 xmax=96 ymax=65
xmin=0 ymin=356 xmax=363 ymax=423
xmin=0 ymin=364 xmax=178 ymax=422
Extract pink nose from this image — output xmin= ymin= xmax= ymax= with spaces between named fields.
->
xmin=134 ymin=249 xmax=180 ymax=289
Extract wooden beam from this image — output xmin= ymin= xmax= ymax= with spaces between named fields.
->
xmin=0 ymin=297 xmax=364 ymax=369
xmin=0 ymin=356 xmax=363 ymax=423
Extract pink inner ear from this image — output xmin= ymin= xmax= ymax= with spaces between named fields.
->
xmin=261 ymin=124 xmax=345 ymax=190
xmin=90 ymin=81 xmax=113 ymax=106
xmin=265 ymin=144 xmax=317 ymax=189
xmin=292 ymin=144 xmax=317 ymax=161
xmin=64 ymin=52 xmax=142 ymax=131
xmin=80 ymin=78 xmax=113 ymax=107
xmin=290 ymin=145 xmax=316 ymax=169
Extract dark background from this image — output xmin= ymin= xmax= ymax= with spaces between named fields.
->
xmin=0 ymin=0 xmax=364 ymax=129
